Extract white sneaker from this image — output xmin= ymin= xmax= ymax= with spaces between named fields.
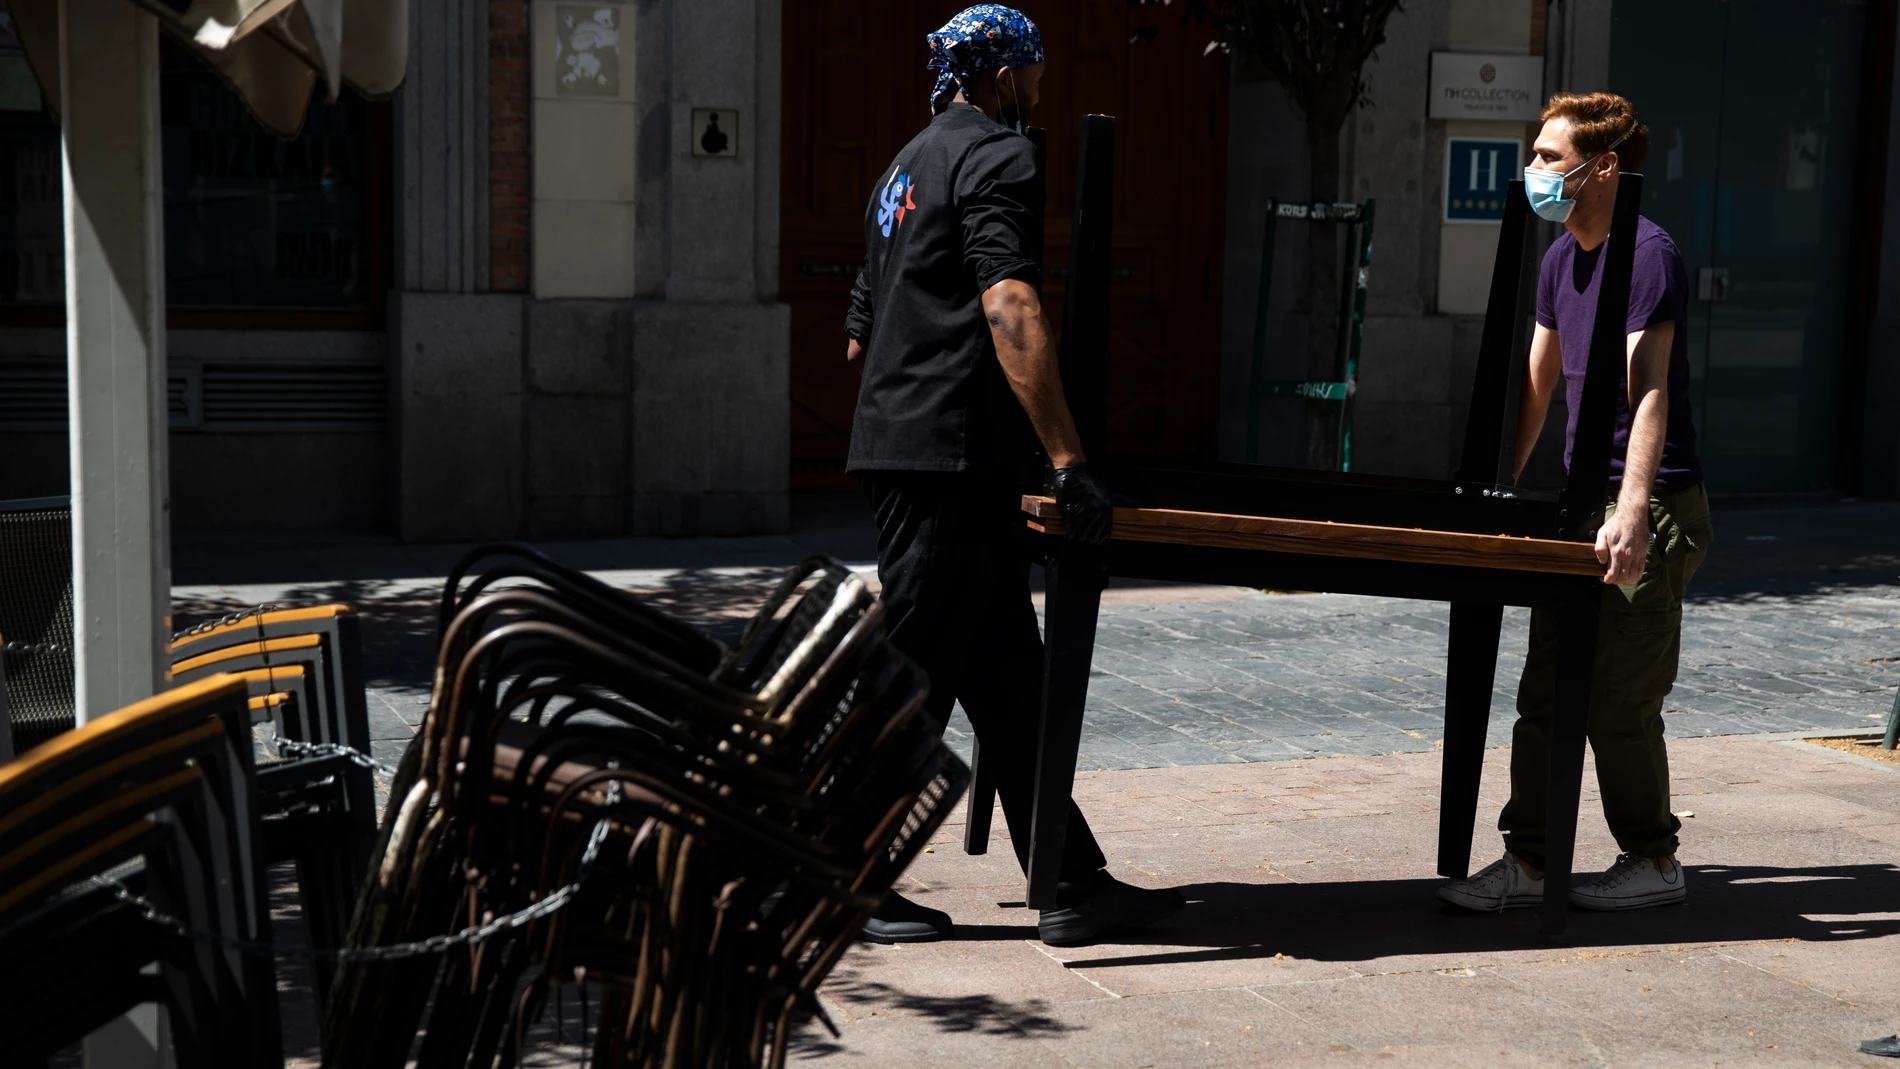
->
xmin=1569 ymin=853 xmax=1687 ymax=911
xmin=1437 ymin=854 xmax=1544 ymax=912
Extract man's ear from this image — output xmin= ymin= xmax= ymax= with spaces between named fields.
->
xmin=1599 ymin=150 xmax=1621 ymax=181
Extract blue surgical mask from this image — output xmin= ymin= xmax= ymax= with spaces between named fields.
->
xmin=1523 ymin=131 xmax=1632 ymax=223
xmin=1523 ymin=157 xmax=1592 ymax=223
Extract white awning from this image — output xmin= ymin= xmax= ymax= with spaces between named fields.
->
xmin=10 ymin=0 xmax=405 ymax=138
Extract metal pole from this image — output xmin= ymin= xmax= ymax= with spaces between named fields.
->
xmin=60 ymin=0 xmax=172 ymax=1063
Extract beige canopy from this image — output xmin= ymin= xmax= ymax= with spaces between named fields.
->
xmin=11 ymin=0 xmax=406 ymax=138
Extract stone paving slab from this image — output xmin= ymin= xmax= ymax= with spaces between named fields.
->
xmin=172 ymin=570 xmax=1900 ymax=784
xmin=802 ymin=736 xmax=1900 ymax=1068
xmin=169 ymin=497 xmax=1900 ymax=781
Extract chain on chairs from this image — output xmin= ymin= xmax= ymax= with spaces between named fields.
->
xmin=321 ymin=546 xmax=967 ymax=1068
xmin=167 ymin=604 xmax=378 ymax=1003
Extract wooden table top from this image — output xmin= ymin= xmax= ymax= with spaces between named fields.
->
xmin=1022 ymin=496 xmax=1607 ymax=577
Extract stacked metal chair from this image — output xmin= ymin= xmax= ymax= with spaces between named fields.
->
xmin=322 ymin=545 xmax=967 ymax=1069
xmin=0 ymin=496 xmax=76 ymax=755
xmin=0 ymin=674 xmax=281 ymax=1065
xmin=166 ymin=604 xmax=379 ymax=1000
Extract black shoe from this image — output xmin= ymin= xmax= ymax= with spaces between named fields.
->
xmin=1037 ymin=875 xmax=1185 ymax=946
xmin=860 ymin=892 xmax=953 ymax=944
xmin=1863 ymin=1035 xmax=1900 ymax=1058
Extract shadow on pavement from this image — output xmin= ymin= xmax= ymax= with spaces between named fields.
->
xmin=796 ymin=965 xmax=1074 ymax=1057
xmin=1691 ymin=499 xmax=1900 ymax=602
xmin=1055 ymin=863 xmax=1900 ymax=967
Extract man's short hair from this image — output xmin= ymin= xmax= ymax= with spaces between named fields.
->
xmin=1541 ymin=92 xmax=1650 ymax=173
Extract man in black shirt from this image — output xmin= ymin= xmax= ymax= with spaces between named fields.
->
xmin=844 ymin=5 xmax=1185 ymax=947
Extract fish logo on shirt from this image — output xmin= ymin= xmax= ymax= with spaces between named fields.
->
xmin=878 ymin=168 xmax=918 ymax=238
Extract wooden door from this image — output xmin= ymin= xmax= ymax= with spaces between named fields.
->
xmin=780 ymin=3 xmax=1229 ymax=488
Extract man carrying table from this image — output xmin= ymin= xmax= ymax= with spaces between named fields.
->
xmin=1440 ymin=92 xmax=1716 ymax=913
xmin=842 ymin=5 xmax=1185 ymax=945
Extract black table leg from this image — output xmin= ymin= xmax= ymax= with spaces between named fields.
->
xmin=1540 ymin=584 xmax=1600 ymax=935
xmin=1437 ymin=601 xmax=1504 ymax=879
xmin=962 ymin=739 xmax=995 ymax=855
xmin=1028 ymin=546 xmax=1107 ymax=909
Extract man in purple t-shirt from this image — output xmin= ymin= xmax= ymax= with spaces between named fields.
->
xmin=1440 ymin=92 xmax=1715 ymax=915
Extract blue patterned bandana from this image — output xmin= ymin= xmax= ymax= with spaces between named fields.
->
xmin=927 ymin=5 xmax=1044 ymax=116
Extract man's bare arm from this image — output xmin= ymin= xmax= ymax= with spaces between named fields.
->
xmin=982 ymin=279 xmax=1085 ymax=468
xmin=1596 ymin=321 xmax=1674 ymax=585
xmin=1512 ymin=324 xmax=1562 ymax=482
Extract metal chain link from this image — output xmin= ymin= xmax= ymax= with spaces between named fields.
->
xmin=172 ymin=603 xmax=280 ymax=642
xmin=86 ymin=786 xmax=620 ymax=964
xmin=270 ymin=739 xmax=402 ymax=779
xmin=2 ymin=639 xmax=66 ymax=655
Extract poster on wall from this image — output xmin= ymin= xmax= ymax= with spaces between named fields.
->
xmin=1444 ymin=137 xmax=1522 ymax=224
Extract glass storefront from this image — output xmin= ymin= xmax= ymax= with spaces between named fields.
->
xmin=0 ymin=31 xmax=378 ymax=311
xmin=1611 ymin=0 xmax=1866 ymax=493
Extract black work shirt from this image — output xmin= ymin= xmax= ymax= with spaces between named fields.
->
xmin=844 ymin=104 xmax=1042 ymax=477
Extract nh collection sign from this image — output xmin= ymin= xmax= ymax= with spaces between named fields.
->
xmin=1428 ymin=52 xmax=1545 ymax=122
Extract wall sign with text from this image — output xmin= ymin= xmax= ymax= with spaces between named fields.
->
xmin=1444 ymin=137 xmax=1522 ymax=224
xmin=1428 ymin=52 xmax=1544 ymax=122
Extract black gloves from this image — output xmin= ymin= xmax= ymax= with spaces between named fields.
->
xmin=1051 ymin=463 xmax=1115 ymax=546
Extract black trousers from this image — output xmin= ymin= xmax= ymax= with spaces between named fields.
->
xmin=864 ymin=472 xmax=1108 ymax=889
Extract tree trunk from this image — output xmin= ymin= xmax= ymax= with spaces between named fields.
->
xmin=1301 ymin=116 xmax=1344 ymax=469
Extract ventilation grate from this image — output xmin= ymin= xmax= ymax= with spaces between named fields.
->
xmin=0 ymin=355 xmax=385 ymax=432
xmin=199 ymin=362 xmax=386 ymax=429
xmin=0 ymin=356 xmax=65 ymax=429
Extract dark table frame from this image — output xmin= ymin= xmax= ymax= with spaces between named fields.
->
xmin=963 ymin=115 xmax=1645 ymax=936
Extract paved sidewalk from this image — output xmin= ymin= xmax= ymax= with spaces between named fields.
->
xmin=171 ymin=498 xmax=1900 ymax=778
xmin=805 ymin=736 xmax=1900 ymax=1067
xmin=165 ymin=495 xmax=1896 ymax=1065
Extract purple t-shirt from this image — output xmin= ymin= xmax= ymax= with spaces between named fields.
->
xmin=1536 ymin=215 xmax=1703 ymax=492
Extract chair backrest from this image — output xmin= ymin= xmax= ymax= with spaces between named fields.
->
xmin=0 ymin=676 xmax=257 ymax=903
xmin=0 ymin=496 xmax=75 ymax=754
xmin=170 ymin=605 xmax=369 ymax=753
xmin=169 ymin=607 xmax=377 ymax=841
xmin=169 ymin=604 xmax=353 ymax=659
xmin=0 ymin=674 xmax=281 ymax=1064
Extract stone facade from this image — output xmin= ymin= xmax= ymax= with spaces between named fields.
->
xmin=390 ymin=0 xmax=790 ymax=541
xmin=1219 ymin=0 xmax=1598 ymax=488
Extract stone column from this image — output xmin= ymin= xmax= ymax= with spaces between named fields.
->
xmin=392 ymin=0 xmax=525 ymax=541
xmin=627 ymin=0 xmax=789 ymax=536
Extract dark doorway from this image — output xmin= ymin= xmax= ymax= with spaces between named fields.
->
xmin=780 ymin=2 xmax=1231 ymax=489
xmin=1610 ymin=0 xmax=1869 ymax=493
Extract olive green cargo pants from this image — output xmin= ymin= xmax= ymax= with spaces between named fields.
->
xmin=1499 ymin=483 xmax=1713 ymax=870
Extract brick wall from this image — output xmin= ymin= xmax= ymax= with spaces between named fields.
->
xmin=490 ymin=1 xmax=530 ymax=292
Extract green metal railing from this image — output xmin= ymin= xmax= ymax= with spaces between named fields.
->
xmin=1245 ymin=198 xmax=1376 ymax=471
